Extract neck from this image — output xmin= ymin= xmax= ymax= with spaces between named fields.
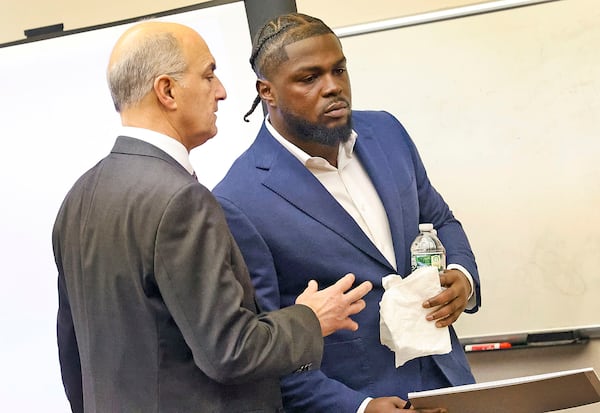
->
xmin=120 ymin=107 xmax=189 ymax=152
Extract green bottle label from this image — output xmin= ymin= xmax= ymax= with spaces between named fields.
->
xmin=411 ymin=253 xmax=444 ymax=271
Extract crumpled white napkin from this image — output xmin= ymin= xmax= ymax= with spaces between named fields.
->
xmin=379 ymin=266 xmax=451 ymax=367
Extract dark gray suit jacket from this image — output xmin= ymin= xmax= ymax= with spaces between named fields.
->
xmin=53 ymin=136 xmax=322 ymax=413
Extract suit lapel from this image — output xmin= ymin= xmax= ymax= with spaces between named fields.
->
xmin=353 ymin=121 xmax=408 ymax=272
xmin=253 ymin=125 xmax=392 ymax=268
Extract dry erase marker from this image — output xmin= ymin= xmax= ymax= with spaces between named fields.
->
xmin=464 ymin=342 xmax=512 ymax=352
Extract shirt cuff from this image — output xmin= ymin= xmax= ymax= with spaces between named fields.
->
xmin=357 ymin=397 xmax=373 ymax=413
xmin=447 ymin=263 xmax=476 ymax=311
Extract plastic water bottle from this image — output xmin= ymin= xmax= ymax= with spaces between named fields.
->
xmin=410 ymin=223 xmax=446 ymax=272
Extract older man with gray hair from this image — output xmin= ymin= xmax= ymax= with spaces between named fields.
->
xmin=53 ymin=20 xmax=372 ymax=413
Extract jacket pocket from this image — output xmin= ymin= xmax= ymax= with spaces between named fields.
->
xmin=321 ymin=338 xmax=371 ymax=391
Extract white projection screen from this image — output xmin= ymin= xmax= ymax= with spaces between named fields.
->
xmin=0 ymin=2 xmax=261 ymax=411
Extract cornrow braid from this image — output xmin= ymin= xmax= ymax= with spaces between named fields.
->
xmin=243 ymin=13 xmax=335 ymax=121
xmin=243 ymin=95 xmax=262 ymax=122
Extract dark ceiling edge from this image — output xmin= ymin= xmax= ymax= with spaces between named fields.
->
xmin=1 ymin=0 xmax=238 ymax=48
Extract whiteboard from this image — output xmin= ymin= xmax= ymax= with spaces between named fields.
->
xmin=0 ymin=2 xmax=261 ymax=411
xmin=340 ymin=0 xmax=600 ymax=338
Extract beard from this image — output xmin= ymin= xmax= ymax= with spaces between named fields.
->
xmin=281 ymin=109 xmax=353 ymax=147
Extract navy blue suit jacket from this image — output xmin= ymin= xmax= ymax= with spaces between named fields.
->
xmin=213 ymin=111 xmax=481 ymax=412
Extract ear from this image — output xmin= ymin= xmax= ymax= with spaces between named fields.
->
xmin=256 ymin=79 xmax=276 ymax=108
xmin=154 ymin=75 xmax=178 ymax=110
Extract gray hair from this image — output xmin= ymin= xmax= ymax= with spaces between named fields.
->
xmin=107 ymin=31 xmax=187 ymax=112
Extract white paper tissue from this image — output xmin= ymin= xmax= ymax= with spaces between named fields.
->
xmin=379 ymin=266 xmax=451 ymax=367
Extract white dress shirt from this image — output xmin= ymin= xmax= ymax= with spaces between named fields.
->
xmin=266 ymin=119 xmax=475 ymax=413
xmin=266 ymin=121 xmax=397 ymax=270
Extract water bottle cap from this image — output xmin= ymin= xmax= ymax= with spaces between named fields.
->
xmin=418 ymin=223 xmax=434 ymax=232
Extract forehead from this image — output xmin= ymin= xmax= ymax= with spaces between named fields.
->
xmin=282 ymin=33 xmax=344 ymax=70
xmin=182 ymin=31 xmax=215 ymax=69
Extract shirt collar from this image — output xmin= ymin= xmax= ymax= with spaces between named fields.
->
xmin=264 ymin=115 xmax=358 ymax=170
xmin=118 ymin=126 xmax=195 ymax=175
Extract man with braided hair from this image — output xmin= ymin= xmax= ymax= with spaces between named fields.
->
xmin=53 ymin=20 xmax=374 ymax=413
xmin=214 ymin=12 xmax=480 ymax=413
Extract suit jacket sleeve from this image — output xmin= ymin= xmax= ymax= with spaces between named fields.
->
xmin=54 ymin=221 xmax=84 ymax=413
xmin=218 ymin=197 xmax=369 ymax=412
xmin=394 ymin=111 xmax=480 ymax=310
xmin=154 ymin=183 xmax=322 ymax=384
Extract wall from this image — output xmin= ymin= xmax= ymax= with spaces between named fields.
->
xmin=0 ymin=3 xmax=261 ymax=411
xmin=338 ymin=0 xmax=600 ymax=338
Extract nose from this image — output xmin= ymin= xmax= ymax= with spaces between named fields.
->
xmin=322 ymin=74 xmax=343 ymax=97
xmin=215 ymin=75 xmax=227 ymax=101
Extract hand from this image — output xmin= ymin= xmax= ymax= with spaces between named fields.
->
xmin=422 ymin=269 xmax=471 ymax=327
xmin=365 ymin=396 xmax=407 ymax=412
xmin=365 ymin=397 xmax=447 ymax=412
xmin=295 ymin=273 xmax=372 ymax=337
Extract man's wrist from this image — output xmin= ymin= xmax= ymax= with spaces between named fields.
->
xmin=447 ymin=263 xmax=476 ymax=310
xmin=356 ymin=397 xmax=373 ymax=413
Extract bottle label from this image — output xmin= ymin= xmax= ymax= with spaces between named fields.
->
xmin=411 ymin=253 xmax=444 ymax=272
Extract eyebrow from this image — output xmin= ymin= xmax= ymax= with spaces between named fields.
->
xmin=296 ymin=56 xmax=347 ymax=73
xmin=201 ymin=61 xmax=216 ymax=74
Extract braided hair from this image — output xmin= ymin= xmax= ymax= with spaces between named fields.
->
xmin=243 ymin=13 xmax=335 ymax=122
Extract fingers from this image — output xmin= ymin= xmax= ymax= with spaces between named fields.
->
xmin=295 ymin=273 xmax=372 ymax=336
xmin=294 ymin=274 xmax=364 ymax=336
xmin=332 ymin=272 xmax=356 ymax=292
xmin=335 ymin=277 xmax=372 ymax=332
xmin=334 ymin=272 xmax=355 ymax=291
xmin=333 ymin=273 xmax=372 ymax=304
xmin=296 ymin=280 xmax=318 ymax=304
xmin=422 ymin=287 xmax=453 ymax=309
xmin=336 ymin=317 xmax=359 ymax=332
xmin=346 ymin=280 xmax=373 ymax=302
xmin=422 ymin=272 xmax=468 ymax=327
xmin=423 ymin=270 xmax=467 ymax=309
xmin=345 ymin=298 xmax=367 ymax=317
xmin=424 ymin=295 xmax=463 ymax=327
xmin=364 ymin=396 xmax=407 ymax=413
xmin=429 ymin=310 xmax=458 ymax=328
xmin=306 ymin=279 xmax=318 ymax=293
xmin=438 ymin=271 xmax=452 ymax=288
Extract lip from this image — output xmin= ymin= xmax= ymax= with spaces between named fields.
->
xmin=324 ymin=101 xmax=349 ymax=118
